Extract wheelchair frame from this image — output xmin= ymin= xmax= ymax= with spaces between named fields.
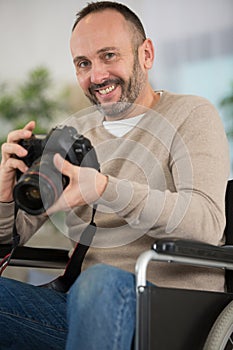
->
xmin=135 ymin=239 xmax=233 ymax=350
xmin=134 ymin=179 xmax=233 ymax=350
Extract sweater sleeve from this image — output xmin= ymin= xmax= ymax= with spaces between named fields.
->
xmin=0 ymin=202 xmax=15 ymax=243
xmin=97 ymin=102 xmax=230 ymax=245
xmin=0 ymin=201 xmax=48 ymax=245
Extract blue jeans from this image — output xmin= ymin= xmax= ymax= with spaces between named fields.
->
xmin=0 ymin=264 xmax=136 ymax=350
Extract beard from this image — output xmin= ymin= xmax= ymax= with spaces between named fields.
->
xmin=85 ymin=55 xmax=146 ymax=118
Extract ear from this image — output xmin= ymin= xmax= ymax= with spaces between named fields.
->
xmin=139 ymin=38 xmax=154 ymax=70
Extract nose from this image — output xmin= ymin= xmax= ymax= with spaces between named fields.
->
xmin=90 ymin=61 xmax=110 ymax=84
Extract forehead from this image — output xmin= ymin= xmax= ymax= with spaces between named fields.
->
xmin=70 ymin=9 xmax=133 ymax=57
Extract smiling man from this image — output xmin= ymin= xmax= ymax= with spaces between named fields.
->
xmin=0 ymin=1 xmax=230 ymax=350
xmin=70 ymin=3 xmax=159 ymax=118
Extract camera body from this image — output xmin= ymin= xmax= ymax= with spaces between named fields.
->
xmin=13 ymin=126 xmax=99 ymax=215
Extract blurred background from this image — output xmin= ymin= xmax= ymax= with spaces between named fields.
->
xmin=0 ymin=0 xmax=232 ymax=134
xmin=0 ymin=0 xmax=233 ymax=283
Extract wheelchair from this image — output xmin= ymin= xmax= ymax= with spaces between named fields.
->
xmin=1 ymin=180 xmax=233 ymax=350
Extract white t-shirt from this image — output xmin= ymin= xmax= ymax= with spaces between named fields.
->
xmin=103 ymin=114 xmax=144 ymax=137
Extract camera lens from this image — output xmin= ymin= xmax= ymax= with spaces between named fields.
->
xmin=20 ymin=184 xmax=42 ymax=208
xmin=13 ymin=173 xmax=57 ymax=215
xmin=13 ymin=154 xmax=66 ymax=215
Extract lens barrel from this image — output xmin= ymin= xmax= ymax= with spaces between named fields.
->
xmin=13 ymin=155 xmax=67 ymax=215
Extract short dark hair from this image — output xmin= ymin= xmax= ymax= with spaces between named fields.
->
xmin=72 ymin=1 xmax=146 ymax=48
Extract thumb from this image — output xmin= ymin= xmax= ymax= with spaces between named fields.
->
xmin=23 ymin=120 xmax=36 ymax=132
xmin=53 ymin=153 xmax=72 ymax=176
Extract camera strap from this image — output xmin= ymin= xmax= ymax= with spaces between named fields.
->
xmin=5 ymin=202 xmax=97 ymax=292
xmin=40 ymin=204 xmax=98 ymax=293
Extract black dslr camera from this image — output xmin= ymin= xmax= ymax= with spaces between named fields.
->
xmin=13 ymin=126 xmax=99 ymax=215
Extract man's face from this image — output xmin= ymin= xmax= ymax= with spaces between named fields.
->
xmin=70 ymin=10 xmax=147 ymax=118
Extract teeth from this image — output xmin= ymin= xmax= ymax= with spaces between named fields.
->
xmin=99 ymin=85 xmax=115 ymax=95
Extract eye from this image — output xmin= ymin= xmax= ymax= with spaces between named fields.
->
xmin=76 ymin=60 xmax=91 ymax=70
xmin=105 ymin=52 xmax=116 ymax=60
xmin=73 ymin=57 xmax=92 ymax=75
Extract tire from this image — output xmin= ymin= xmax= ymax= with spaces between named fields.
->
xmin=203 ymin=300 xmax=233 ymax=350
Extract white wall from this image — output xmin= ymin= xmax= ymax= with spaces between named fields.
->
xmin=0 ymin=0 xmax=146 ymax=84
xmin=144 ymin=0 xmax=233 ymax=40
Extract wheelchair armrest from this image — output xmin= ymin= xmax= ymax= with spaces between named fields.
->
xmin=136 ymin=238 xmax=233 ymax=289
xmin=152 ymin=238 xmax=233 ymax=263
xmin=0 ymin=244 xmax=69 ymax=269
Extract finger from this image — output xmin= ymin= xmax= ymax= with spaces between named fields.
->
xmin=53 ymin=153 xmax=76 ymax=177
xmin=1 ymin=142 xmax=28 ymax=164
xmin=2 ymin=142 xmax=28 ymax=158
xmin=3 ymin=157 xmax=28 ymax=174
xmin=23 ymin=120 xmax=36 ymax=132
xmin=7 ymin=121 xmax=36 ymax=143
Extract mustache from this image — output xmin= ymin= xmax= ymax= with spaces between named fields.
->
xmin=89 ymin=78 xmax=124 ymax=93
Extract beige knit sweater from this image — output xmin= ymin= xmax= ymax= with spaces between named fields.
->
xmin=0 ymin=91 xmax=230 ymax=291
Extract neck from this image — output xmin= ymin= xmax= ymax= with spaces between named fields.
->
xmin=104 ymin=86 xmax=160 ymax=121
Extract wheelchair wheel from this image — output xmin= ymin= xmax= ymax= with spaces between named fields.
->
xmin=203 ymin=300 xmax=233 ymax=350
